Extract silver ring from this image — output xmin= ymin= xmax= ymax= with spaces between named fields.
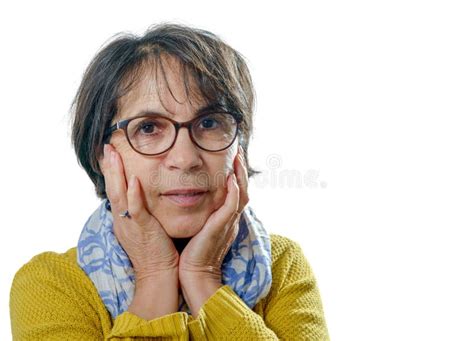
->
xmin=119 ymin=210 xmax=131 ymax=218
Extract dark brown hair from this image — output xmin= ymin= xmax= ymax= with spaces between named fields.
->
xmin=71 ymin=23 xmax=258 ymax=199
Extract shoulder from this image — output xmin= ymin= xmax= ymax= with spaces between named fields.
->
xmin=12 ymin=247 xmax=83 ymax=285
xmin=269 ymin=233 xmax=306 ymax=264
xmin=267 ymin=233 xmax=317 ymax=293
xmin=10 ymin=248 xmax=109 ymax=338
xmin=10 ymin=247 xmax=104 ymax=318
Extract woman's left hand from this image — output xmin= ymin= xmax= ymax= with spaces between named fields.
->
xmin=178 ymin=146 xmax=249 ymax=305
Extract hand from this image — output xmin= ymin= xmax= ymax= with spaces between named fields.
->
xmin=178 ymin=145 xmax=249 ymax=284
xmin=101 ymin=144 xmax=180 ymax=282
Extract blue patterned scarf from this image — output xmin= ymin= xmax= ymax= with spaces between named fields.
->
xmin=77 ymin=200 xmax=272 ymax=319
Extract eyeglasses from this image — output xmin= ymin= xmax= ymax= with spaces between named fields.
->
xmin=104 ymin=111 xmax=242 ymax=156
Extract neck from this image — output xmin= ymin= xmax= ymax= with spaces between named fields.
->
xmin=172 ymin=237 xmax=192 ymax=255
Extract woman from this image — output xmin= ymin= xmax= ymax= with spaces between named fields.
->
xmin=10 ymin=23 xmax=329 ymax=340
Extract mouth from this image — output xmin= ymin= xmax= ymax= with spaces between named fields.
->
xmin=161 ymin=188 xmax=208 ymax=208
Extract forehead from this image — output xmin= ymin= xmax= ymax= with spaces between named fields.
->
xmin=116 ymin=56 xmax=206 ymax=120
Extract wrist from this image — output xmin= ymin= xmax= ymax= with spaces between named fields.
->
xmin=135 ymin=267 xmax=179 ymax=288
xmin=128 ymin=268 xmax=179 ymax=320
xmin=179 ymin=268 xmax=221 ymax=285
xmin=180 ymin=277 xmax=223 ymax=318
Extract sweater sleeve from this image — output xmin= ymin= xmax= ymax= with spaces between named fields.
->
xmin=107 ymin=312 xmax=190 ymax=340
xmin=9 ymin=251 xmax=191 ymax=340
xmin=187 ymin=236 xmax=330 ymax=340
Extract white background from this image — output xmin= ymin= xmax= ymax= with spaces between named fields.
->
xmin=1 ymin=1 xmax=473 ymax=340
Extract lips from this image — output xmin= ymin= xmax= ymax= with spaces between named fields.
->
xmin=162 ymin=188 xmax=208 ymax=195
xmin=161 ymin=188 xmax=208 ymax=208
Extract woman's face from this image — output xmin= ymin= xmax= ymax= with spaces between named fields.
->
xmin=108 ymin=58 xmax=238 ymax=239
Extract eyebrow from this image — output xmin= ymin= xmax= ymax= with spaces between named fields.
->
xmin=126 ymin=102 xmax=221 ymax=121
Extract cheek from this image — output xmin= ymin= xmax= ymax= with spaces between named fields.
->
xmin=129 ymin=163 xmax=162 ymax=195
xmin=208 ymin=147 xmax=237 ymax=187
xmin=111 ymin=139 xmax=136 ymax=180
xmin=222 ymin=143 xmax=238 ymax=174
xmin=223 ymin=153 xmax=235 ymax=174
xmin=118 ymin=152 xmax=157 ymax=192
xmin=208 ymin=146 xmax=238 ymax=207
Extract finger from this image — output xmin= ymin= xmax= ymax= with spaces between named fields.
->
xmin=216 ymin=219 xmax=240 ymax=263
xmin=234 ymin=149 xmax=249 ymax=213
xmin=127 ymin=175 xmax=153 ymax=226
xmin=103 ymin=144 xmax=128 ymax=217
xmin=225 ymin=173 xmax=240 ymax=217
xmin=209 ymin=173 xmax=240 ymax=230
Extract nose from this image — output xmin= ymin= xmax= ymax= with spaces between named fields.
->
xmin=164 ymin=127 xmax=203 ymax=171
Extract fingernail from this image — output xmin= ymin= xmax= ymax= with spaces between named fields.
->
xmin=238 ymin=145 xmax=244 ymax=155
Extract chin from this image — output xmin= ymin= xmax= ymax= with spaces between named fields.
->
xmin=152 ymin=191 xmax=223 ymax=239
xmin=161 ymin=213 xmax=207 ymax=239
xmin=166 ymin=227 xmax=200 ymax=239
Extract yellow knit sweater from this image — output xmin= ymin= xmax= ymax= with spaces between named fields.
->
xmin=10 ymin=234 xmax=329 ymax=340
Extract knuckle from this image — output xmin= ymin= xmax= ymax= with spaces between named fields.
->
xmin=232 ymin=204 xmax=240 ymax=215
xmin=127 ymin=207 xmax=142 ymax=222
xmin=130 ymin=209 xmax=152 ymax=227
xmin=108 ymin=191 xmax=122 ymax=206
xmin=127 ymin=205 xmax=138 ymax=217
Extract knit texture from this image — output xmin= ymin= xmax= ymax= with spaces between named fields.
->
xmin=10 ymin=234 xmax=330 ymax=340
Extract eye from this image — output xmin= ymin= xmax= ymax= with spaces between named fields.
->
xmin=199 ymin=117 xmax=219 ymax=129
xmin=132 ymin=118 xmax=168 ymax=136
xmin=139 ymin=121 xmax=158 ymax=134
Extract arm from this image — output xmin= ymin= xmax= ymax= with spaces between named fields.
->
xmin=185 ymin=240 xmax=330 ymax=340
xmin=127 ymin=269 xmax=179 ymax=320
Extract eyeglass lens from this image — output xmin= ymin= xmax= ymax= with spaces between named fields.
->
xmin=126 ymin=112 xmax=237 ymax=155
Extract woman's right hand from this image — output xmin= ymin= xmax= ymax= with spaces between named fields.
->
xmin=101 ymin=144 xmax=180 ymax=282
